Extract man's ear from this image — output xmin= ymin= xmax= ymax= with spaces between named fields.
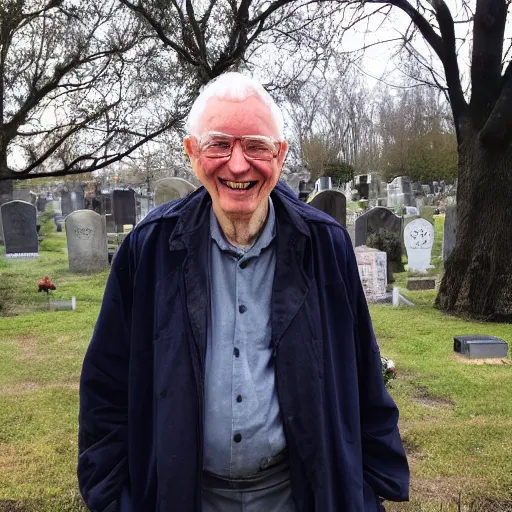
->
xmin=277 ymin=140 xmax=289 ymax=169
xmin=184 ymin=136 xmax=197 ymax=159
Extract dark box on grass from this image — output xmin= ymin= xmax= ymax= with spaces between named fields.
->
xmin=454 ymin=335 xmax=508 ymax=359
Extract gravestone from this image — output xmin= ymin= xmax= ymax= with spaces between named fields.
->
xmin=309 ymin=190 xmax=347 ymax=227
xmin=354 ymin=246 xmax=387 ymax=302
xmin=387 ymin=176 xmax=413 ymax=207
xmin=112 ymin=189 xmax=136 ymax=230
xmin=442 ymin=204 xmax=457 ymax=262
xmin=313 ymin=176 xmax=332 ymax=193
xmin=65 ymin=210 xmax=109 ymax=273
xmin=0 ymin=201 xmax=39 ymax=258
xmin=406 ymin=277 xmax=436 ymax=290
xmin=36 ymin=196 xmax=47 ymax=212
xmin=154 ymin=178 xmax=196 ymax=206
xmin=13 ymin=189 xmax=32 ymax=203
xmin=105 ymin=214 xmax=116 ymax=233
xmin=404 ymin=218 xmax=435 ymax=272
xmin=355 ymin=207 xmax=402 ymax=247
xmin=61 ymin=185 xmax=85 ymax=216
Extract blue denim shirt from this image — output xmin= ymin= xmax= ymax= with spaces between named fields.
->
xmin=203 ymin=199 xmax=287 ymax=478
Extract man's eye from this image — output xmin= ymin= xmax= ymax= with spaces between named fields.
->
xmin=245 ymin=142 xmax=268 ymax=152
xmin=209 ymin=140 xmax=231 ymax=149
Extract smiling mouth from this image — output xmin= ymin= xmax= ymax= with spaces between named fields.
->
xmin=219 ymin=178 xmax=257 ymax=190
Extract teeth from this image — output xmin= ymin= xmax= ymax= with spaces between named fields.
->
xmin=225 ymin=180 xmax=251 ymax=190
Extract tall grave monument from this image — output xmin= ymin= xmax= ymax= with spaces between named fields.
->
xmin=443 ymin=204 xmax=457 ymax=262
xmin=1 ymin=201 xmax=39 ymax=258
xmin=61 ymin=185 xmax=85 ymax=216
xmin=112 ymin=189 xmax=136 ymax=231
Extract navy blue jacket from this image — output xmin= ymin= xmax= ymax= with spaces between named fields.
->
xmin=78 ymin=181 xmax=409 ymax=512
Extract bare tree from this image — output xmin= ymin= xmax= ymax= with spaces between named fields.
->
xmin=348 ymin=0 xmax=511 ymax=320
xmin=0 ymin=0 xmax=188 ymax=191
xmin=119 ymin=0 xmax=343 ymax=90
xmin=284 ymin=64 xmax=380 ymax=182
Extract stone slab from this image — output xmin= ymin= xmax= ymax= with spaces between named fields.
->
xmin=406 ymin=277 xmax=436 ymax=290
xmin=453 ymin=335 xmax=508 ymax=359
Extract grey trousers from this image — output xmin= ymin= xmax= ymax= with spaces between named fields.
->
xmin=201 ymin=471 xmax=296 ymax=512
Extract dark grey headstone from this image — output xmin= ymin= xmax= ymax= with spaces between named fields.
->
xmin=36 ymin=196 xmax=47 ymax=212
xmin=154 ymin=178 xmax=195 ymax=206
xmin=61 ymin=185 xmax=85 ymax=216
xmin=0 ymin=200 xmax=39 ymax=257
xmin=65 ymin=210 xmax=109 ymax=273
xmin=111 ymin=189 xmax=136 ymax=228
xmin=442 ymin=204 xmax=457 ymax=262
xmin=454 ymin=335 xmax=508 ymax=359
xmin=355 ymin=207 xmax=402 ymax=247
xmin=309 ymin=190 xmax=347 ymax=227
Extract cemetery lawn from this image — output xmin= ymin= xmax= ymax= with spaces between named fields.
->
xmin=0 ymin=214 xmax=511 ymax=511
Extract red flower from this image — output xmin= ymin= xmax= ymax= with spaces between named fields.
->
xmin=38 ymin=276 xmax=56 ymax=293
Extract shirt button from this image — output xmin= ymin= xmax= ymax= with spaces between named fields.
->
xmin=236 ymin=395 xmax=243 ymax=403
xmin=233 ymin=433 xmax=242 ymax=443
xmin=239 ymin=260 xmax=248 ymax=269
xmin=233 ymin=347 xmax=240 ymax=357
xmin=160 ymin=390 xmax=167 ymax=398
xmin=239 ymin=305 xmax=247 ymax=314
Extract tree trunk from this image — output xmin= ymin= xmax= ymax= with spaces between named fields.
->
xmin=436 ymin=122 xmax=512 ymax=321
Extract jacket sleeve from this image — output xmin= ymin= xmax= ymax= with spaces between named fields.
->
xmin=78 ymin=235 xmax=134 ymax=512
xmin=344 ymin=235 xmax=410 ymax=503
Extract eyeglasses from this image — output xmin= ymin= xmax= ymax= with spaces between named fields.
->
xmin=197 ymin=131 xmax=281 ymax=161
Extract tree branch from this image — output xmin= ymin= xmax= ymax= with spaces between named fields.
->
xmin=0 ymin=114 xmax=186 ymax=181
xmin=369 ymin=0 xmax=467 ymax=123
xmin=119 ymin=0 xmax=199 ymax=66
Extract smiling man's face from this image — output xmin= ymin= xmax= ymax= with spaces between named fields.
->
xmin=184 ymin=96 xmax=287 ymax=222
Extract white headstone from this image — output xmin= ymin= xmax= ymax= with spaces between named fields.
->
xmin=404 ymin=218 xmax=435 ymax=273
xmin=354 ymin=246 xmax=387 ymax=302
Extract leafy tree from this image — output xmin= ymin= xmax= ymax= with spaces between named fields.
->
xmin=323 ymin=159 xmax=355 ymax=186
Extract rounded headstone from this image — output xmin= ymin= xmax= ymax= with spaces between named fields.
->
xmin=65 ymin=210 xmax=109 ymax=273
xmin=0 ymin=200 xmax=39 ymax=257
xmin=309 ymin=190 xmax=347 ymax=227
xmin=154 ymin=178 xmax=196 ymax=206
xmin=404 ymin=218 xmax=434 ymax=273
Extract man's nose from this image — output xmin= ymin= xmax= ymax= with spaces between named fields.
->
xmin=227 ymin=140 xmax=250 ymax=174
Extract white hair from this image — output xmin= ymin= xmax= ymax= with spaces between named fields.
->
xmin=186 ymin=72 xmax=285 ymax=139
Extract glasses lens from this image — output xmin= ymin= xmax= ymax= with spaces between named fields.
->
xmin=201 ymin=135 xmax=233 ymax=158
xmin=242 ymin=137 xmax=278 ymax=161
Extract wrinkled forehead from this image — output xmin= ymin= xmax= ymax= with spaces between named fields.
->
xmin=196 ymin=96 xmax=280 ymax=139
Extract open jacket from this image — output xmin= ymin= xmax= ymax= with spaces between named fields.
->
xmin=78 ymin=181 xmax=409 ymax=512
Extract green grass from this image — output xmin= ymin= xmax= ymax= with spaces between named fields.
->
xmin=0 ymin=213 xmax=511 ymax=511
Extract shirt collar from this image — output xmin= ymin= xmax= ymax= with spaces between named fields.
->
xmin=210 ymin=197 xmax=276 ymax=258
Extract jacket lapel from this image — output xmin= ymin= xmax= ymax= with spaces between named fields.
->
xmin=271 ymin=194 xmax=312 ymax=342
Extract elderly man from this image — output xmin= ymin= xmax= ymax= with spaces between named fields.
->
xmin=78 ymin=72 xmax=409 ymax=512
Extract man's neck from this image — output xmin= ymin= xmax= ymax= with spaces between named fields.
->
xmin=213 ymin=201 xmax=269 ymax=249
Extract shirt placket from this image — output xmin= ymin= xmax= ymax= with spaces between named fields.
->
xmin=230 ymin=253 xmax=248 ymax=476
